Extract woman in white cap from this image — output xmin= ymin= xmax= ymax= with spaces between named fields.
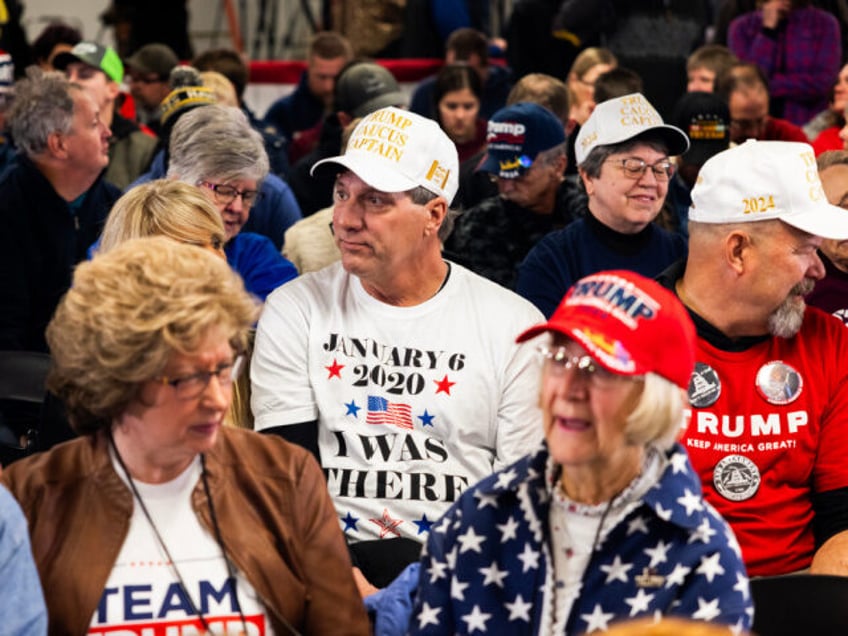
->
xmin=409 ymin=269 xmax=752 ymax=635
xmin=517 ymin=92 xmax=690 ymax=318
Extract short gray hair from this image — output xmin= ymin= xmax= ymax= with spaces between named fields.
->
xmin=407 ymin=186 xmax=460 ymax=243
xmin=535 ymin=142 xmax=567 ymax=168
xmin=9 ymin=66 xmax=76 ymax=158
xmin=166 ymin=104 xmax=269 ymax=185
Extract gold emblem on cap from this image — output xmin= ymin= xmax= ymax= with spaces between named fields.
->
xmin=426 ymin=160 xmax=450 ymax=190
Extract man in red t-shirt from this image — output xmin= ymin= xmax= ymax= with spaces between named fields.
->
xmin=658 ymin=139 xmax=848 ymax=576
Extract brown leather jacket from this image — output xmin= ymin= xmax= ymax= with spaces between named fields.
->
xmin=2 ymin=426 xmax=370 ymax=635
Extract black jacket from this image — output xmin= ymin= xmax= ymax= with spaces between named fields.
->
xmin=0 ymin=157 xmax=120 ymax=351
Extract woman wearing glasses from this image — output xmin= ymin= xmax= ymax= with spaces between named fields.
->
xmin=167 ymin=104 xmax=298 ymax=302
xmin=2 ymin=237 xmax=370 ymax=635
xmin=516 ymin=93 xmax=689 ymax=318
xmin=409 ymin=270 xmax=752 ymax=635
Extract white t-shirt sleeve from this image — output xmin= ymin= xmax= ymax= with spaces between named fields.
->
xmin=493 ymin=332 xmax=544 ymax=470
xmin=251 ymin=283 xmax=317 ymax=431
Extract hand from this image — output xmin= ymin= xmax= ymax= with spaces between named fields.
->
xmin=352 ymin=566 xmax=379 ymax=598
xmin=761 ymin=0 xmax=790 ymax=29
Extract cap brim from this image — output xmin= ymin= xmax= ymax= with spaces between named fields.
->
xmin=311 ymin=153 xmax=419 ymax=192
xmin=634 ymin=125 xmax=690 ymax=157
xmin=781 ymin=204 xmax=848 ymax=240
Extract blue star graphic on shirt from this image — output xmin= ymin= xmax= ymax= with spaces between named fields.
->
xmin=415 ymin=514 xmax=434 ymax=535
xmin=342 ymin=511 xmax=359 ymax=532
xmin=345 ymin=400 xmax=361 ymax=417
xmin=418 ymin=410 xmax=435 ymax=427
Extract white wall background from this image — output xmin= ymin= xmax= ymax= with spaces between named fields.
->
xmin=20 ymin=0 xmax=320 ymax=60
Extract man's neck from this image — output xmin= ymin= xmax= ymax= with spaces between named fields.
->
xmin=359 ymin=259 xmax=451 ymax=307
xmin=31 ymin=156 xmax=99 ymax=202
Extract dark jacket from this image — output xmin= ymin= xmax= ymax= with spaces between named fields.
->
xmin=443 ymin=180 xmax=583 ymax=289
xmin=2 ymin=426 xmax=371 ymax=635
xmin=0 ymin=157 xmax=120 ymax=351
xmin=288 ymin=113 xmax=344 ymax=217
xmin=263 ymin=71 xmax=325 ymax=140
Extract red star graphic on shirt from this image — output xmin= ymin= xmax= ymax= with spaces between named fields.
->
xmin=369 ymin=508 xmax=404 ymax=538
xmin=434 ymin=374 xmax=456 ymax=395
xmin=326 ymin=359 xmax=344 ymax=379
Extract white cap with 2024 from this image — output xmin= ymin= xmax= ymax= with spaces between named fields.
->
xmin=311 ymin=106 xmax=459 ymax=204
xmin=689 ymin=139 xmax=848 ymax=240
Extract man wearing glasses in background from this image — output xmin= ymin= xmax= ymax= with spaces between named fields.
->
xmin=124 ymin=43 xmax=178 ymax=136
xmin=516 ymin=93 xmax=689 ymax=318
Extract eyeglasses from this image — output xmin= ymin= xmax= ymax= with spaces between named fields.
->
xmin=537 ymin=346 xmax=642 ymax=388
xmin=606 ymin=158 xmax=674 ymax=181
xmin=199 ymin=181 xmax=264 ymax=209
xmin=154 ymin=355 xmax=245 ymax=400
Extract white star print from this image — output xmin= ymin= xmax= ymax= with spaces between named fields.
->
xmin=688 ymin=518 xmax=717 ymax=545
xmin=730 ymin=617 xmax=746 ymax=636
xmin=433 ymin=515 xmax=452 ymax=534
xmin=654 ymin=503 xmax=672 ymax=521
xmin=494 ymin=469 xmax=518 ymax=489
xmin=457 ymin=526 xmax=486 ymax=554
xmin=505 ymin=593 xmax=533 ymax=622
xmin=417 ymin=602 xmax=441 ymax=628
xmin=696 ymin=552 xmax=725 ymax=583
xmin=627 ymin=515 xmax=650 ymax=536
xmin=581 ymin=603 xmax=614 ymax=632
xmin=600 ymin=555 xmax=633 ymax=584
xmin=692 ymin=597 xmax=721 ymax=621
xmin=462 ymin=605 xmax=492 ymax=633
xmin=644 ymin=539 xmax=672 ymax=567
xmin=724 ymin=524 xmax=743 ymax=558
xmin=451 ymin=575 xmax=469 ymax=601
xmin=664 ymin=563 xmax=692 ymax=588
xmin=625 ymin=588 xmax=655 ymax=617
xmin=733 ymin=571 xmax=750 ymax=600
xmin=676 ymin=488 xmax=704 ymax=516
xmin=474 ymin=491 xmax=498 ymax=509
xmin=497 ymin=515 xmax=520 ymax=542
xmin=517 ymin=542 xmax=541 ymax=572
xmin=445 ymin=546 xmax=458 ymax=569
xmin=428 ymin=559 xmax=448 ymax=583
xmin=670 ymin=452 xmax=689 ymax=474
xmin=479 ymin=561 xmax=509 ymax=587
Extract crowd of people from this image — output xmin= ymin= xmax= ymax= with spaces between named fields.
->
xmin=2 ymin=1 xmax=848 ymax=633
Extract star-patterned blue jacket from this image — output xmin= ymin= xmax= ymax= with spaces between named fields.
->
xmin=409 ymin=443 xmax=753 ymax=635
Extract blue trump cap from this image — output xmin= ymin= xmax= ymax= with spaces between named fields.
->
xmin=478 ymin=102 xmax=566 ymax=179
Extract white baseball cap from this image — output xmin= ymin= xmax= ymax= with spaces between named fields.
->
xmin=689 ymin=139 xmax=848 ymax=239
xmin=311 ymin=106 xmax=459 ymax=203
xmin=575 ymin=92 xmax=689 ymax=165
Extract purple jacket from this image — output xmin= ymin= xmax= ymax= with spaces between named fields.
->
xmin=728 ymin=6 xmax=841 ymax=126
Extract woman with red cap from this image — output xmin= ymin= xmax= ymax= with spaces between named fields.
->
xmin=408 ymin=270 xmax=752 ymax=635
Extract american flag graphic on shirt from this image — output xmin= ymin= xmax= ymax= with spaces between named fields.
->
xmin=366 ymin=395 xmax=413 ymax=429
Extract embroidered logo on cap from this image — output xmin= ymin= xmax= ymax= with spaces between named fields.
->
xmin=348 ymin=110 xmax=414 ymax=163
xmin=567 ymin=273 xmax=660 ymax=329
xmin=617 ymin=94 xmax=663 ymax=128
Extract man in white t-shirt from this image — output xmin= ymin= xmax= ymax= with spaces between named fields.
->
xmin=251 ymin=107 xmax=544 ymax=589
